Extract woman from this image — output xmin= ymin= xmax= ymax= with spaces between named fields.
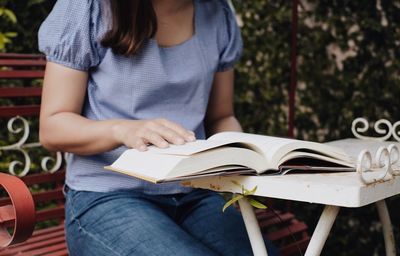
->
xmin=38 ymin=0 xmax=277 ymax=255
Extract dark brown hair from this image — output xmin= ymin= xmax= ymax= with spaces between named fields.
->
xmin=101 ymin=1 xmax=157 ymax=56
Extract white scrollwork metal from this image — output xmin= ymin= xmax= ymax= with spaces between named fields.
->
xmin=388 ymin=144 xmax=400 ymax=176
xmin=0 ymin=116 xmax=64 ymax=177
xmin=351 ymin=118 xmax=394 ymax=141
xmin=352 ymin=117 xmax=400 ymax=184
xmin=351 ymin=118 xmax=400 ymax=142
xmin=392 ymin=121 xmax=400 ymax=142
xmin=356 ymin=144 xmax=400 ymax=185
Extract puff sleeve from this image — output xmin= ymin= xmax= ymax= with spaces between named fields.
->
xmin=38 ymin=0 xmax=104 ymax=71
xmin=216 ymin=0 xmax=243 ymax=72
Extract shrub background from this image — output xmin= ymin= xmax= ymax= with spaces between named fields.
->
xmin=1 ymin=0 xmax=400 ymax=255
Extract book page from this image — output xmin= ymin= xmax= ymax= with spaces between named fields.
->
xmin=146 ymin=140 xmax=236 ymax=156
xmin=167 ymin=147 xmax=267 ymax=177
xmin=278 ymin=151 xmax=355 ymax=168
xmin=107 ymin=147 xmax=266 ymax=182
xmin=106 ymin=149 xmax=187 ymax=182
xmin=209 ymin=132 xmax=351 ymax=168
xmin=163 ymin=167 xmax=254 ymax=182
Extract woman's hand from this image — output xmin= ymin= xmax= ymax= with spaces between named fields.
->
xmin=112 ymin=118 xmax=196 ymax=151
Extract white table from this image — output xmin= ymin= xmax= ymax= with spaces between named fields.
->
xmin=183 ymin=172 xmax=400 ymax=255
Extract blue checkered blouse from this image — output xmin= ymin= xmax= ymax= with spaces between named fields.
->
xmin=38 ymin=0 xmax=243 ymax=194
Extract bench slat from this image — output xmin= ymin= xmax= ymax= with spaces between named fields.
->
xmin=0 ymin=53 xmax=44 ymax=59
xmin=0 ymin=206 xmax=15 ymax=227
xmin=0 ymin=106 xmax=40 ymax=117
xmin=0 ymin=60 xmax=46 ymax=67
xmin=21 ymin=171 xmax=65 ymax=186
xmin=0 ymin=87 xmax=42 ymax=98
xmin=43 ymin=248 xmax=68 ymax=256
xmin=28 ymin=242 xmax=67 ymax=256
xmin=36 ymin=206 xmax=65 ymax=223
xmin=254 ymin=210 xmax=276 ymax=221
xmin=0 ymin=227 xmax=64 ymax=255
xmin=259 ymin=212 xmax=295 ymax=228
xmin=33 ymin=189 xmax=64 ymax=204
xmin=0 ymin=188 xmax=64 ymax=207
xmin=5 ymin=228 xmax=64 ymax=249
xmin=0 ymin=206 xmax=64 ymax=229
xmin=1 ymin=235 xmax=65 ymax=255
xmin=0 ymin=71 xmax=44 ymax=79
xmin=26 ymin=225 xmax=64 ymax=238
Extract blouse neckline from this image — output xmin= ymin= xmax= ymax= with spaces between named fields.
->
xmin=150 ymin=0 xmax=198 ymax=50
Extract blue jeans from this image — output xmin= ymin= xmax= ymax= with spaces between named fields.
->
xmin=65 ymin=187 xmax=279 ymax=256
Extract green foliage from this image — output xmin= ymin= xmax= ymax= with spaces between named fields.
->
xmin=233 ymin=0 xmax=400 ymax=142
xmin=0 ymin=7 xmax=17 ymax=23
xmin=0 ymin=6 xmax=17 ymax=50
xmin=222 ymin=181 xmax=266 ymax=212
xmin=234 ymin=1 xmax=292 ymax=136
xmin=0 ymin=0 xmax=53 ymax=53
xmin=294 ymin=0 xmax=400 ymax=142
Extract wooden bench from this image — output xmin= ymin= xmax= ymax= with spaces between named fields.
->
xmin=0 ymin=53 xmax=309 ymax=255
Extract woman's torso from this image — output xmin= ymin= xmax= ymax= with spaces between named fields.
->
xmin=38 ymin=0 xmax=242 ymax=194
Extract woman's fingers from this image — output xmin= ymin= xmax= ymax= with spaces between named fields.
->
xmin=142 ymin=129 xmax=169 ymax=148
xmin=133 ymin=138 xmax=148 ymax=152
xmin=157 ymin=119 xmax=196 ymax=142
xmin=120 ymin=119 xmax=196 ymax=150
xmin=151 ymin=125 xmax=185 ymax=145
xmin=128 ymin=131 xmax=168 ymax=151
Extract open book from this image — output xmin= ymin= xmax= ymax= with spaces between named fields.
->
xmin=105 ymin=132 xmax=356 ymax=183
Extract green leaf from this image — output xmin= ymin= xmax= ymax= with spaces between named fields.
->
xmin=222 ymin=194 xmax=244 ymax=212
xmin=243 ymin=185 xmax=257 ymax=196
xmin=3 ymin=37 xmax=11 ymax=44
xmin=248 ymin=198 xmax=267 ymax=209
xmin=0 ymin=34 xmax=5 ymax=50
xmin=3 ymin=9 xmax=17 ymax=23
xmin=4 ymin=32 xmax=17 ymax=38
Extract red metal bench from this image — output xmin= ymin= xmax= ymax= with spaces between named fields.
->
xmin=0 ymin=53 xmax=309 ymax=255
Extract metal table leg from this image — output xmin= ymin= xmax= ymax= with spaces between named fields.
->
xmin=305 ymin=205 xmax=340 ymax=256
xmin=238 ymin=198 xmax=268 ymax=256
xmin=376 ymin=200 xmax=396 ymax=256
